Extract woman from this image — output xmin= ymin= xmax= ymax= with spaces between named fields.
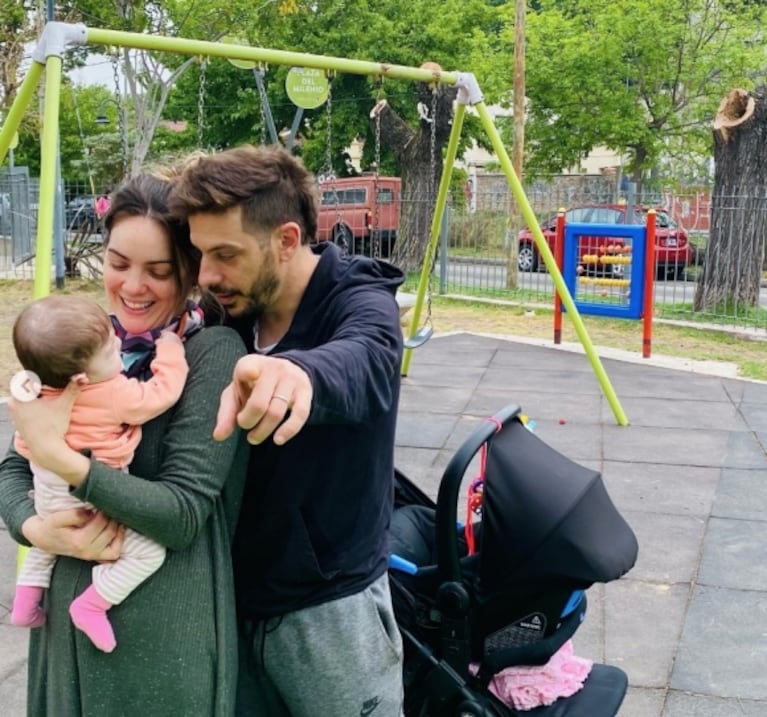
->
xmin=0 ymin=173 xmax=248 ymax=716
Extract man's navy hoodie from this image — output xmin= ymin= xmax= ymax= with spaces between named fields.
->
xmin=228 ymin=242 xmax=405 ymax=619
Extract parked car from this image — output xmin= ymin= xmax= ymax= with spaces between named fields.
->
xmin=65 ymin=195 xmax=98 ymax=232
xmin=518 ymin=204 xmax=694 ymax=279
xmin=316 ymin=175 xmax=400 ymax=256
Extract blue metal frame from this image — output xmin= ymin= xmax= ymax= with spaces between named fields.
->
xmin=562 ymin=223 xmax=647 ymax=319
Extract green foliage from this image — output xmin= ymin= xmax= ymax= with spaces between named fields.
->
xmin=11 ymin=0 xmax=764 ymax=194
xmin=10 ymin=83 xmax=123 ymax=187
xmin=155 ymin=0 xmax=502 ymax=176
xmin=448 ymin=210 xmax=508 ymax=252
xmin=485 ymin=0 xmax=766 ymax=184
xmin=0 ymin=0 xmax=36 ymax=116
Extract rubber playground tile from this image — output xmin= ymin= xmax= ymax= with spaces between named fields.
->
xmin=617 ymin=510 xmax=706 ymax=585
xmin=397 ymin=384 xmax=477 ymax=415
xmin=465 ymin=389 xmax=603 ymax=425
xmin=601 ymin=368 xmax=735 ymax=402
xmin=697 ymin=517 xmax=767 ymax=592
xmin=394 ymin=412 xmax=459 ymax=450
xmin=481 ymin=365 xmax=603 ymax=395
xmin=723 ymin=430 xmax=767 ymax=470
xmin=602 ymin=424 xmax=730 ymax=467
xmin=605 ymin=396 xmax=744 ymax=431
xmin=664 ymin=692 xmax=767 ymax=717
xmin=600 ymin=461 xmax=720 ymax=518
xmin=713 ymin=467 xmax=767 ymax=521
xmin=532 ymin=419 xmax=604 ymax=463
xmin=672 ymin=585 xmax=767 ymax=700
xmin=737 ymin=401 xmax=767 ymax=432
xmin=604 ymin=580 xmax=690 ymax=688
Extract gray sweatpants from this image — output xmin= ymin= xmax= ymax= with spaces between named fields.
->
xmin=236 ymin=572 xmax=404 ymax=717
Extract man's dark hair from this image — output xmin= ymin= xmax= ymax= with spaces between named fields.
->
xmin=168 ymin=144 xmax=319 ymax=245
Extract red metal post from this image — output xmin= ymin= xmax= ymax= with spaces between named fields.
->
xmin=642 ymin=210 xmax=656 ymax=358
xmin=553 ymin=210 xmax=565 ymax=344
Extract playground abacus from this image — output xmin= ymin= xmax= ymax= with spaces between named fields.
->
xmin=553 ymin=209 xmax=657 ymax=358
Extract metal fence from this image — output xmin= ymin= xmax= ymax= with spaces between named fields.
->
xmin=0 ymin=174 xmax=99 ymax=280
xmin=1 ymin=170 xmax=765 ymax=334
xmin=423 ymin=175 xmax=765 ymax=334
xmin=0 ymin=167 xmax=37 ymax=274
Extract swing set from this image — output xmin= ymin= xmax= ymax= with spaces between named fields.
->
xmin=0 ymin=21 xmax=629 ymax=426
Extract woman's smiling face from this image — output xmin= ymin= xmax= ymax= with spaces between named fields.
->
xmin=103 ymin=214 xmax=183 ymax=334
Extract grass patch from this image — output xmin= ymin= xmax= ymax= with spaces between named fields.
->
xmin=1 ymin=280 xmax=764 ymax=399
xmin=657 ymin=301 xmax=767 ymax=326
xmin=425 ymin=296 xmax=767 ymax=382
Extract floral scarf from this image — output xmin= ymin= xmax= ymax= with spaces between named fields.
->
xmin=111 ymin=300 xmax=205 ymax=380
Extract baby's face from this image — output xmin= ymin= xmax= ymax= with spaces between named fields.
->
xmin=86 ymin=332 xmax=123 ymax=384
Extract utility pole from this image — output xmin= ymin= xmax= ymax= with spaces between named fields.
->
xmin=506 ymin=0 xmax=526 ymax=290
xmin=513 ymin=0 xmax=525 ymax=182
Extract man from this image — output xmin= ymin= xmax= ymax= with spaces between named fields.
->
xmin=169 ymin=144 xmax=405 ymax=717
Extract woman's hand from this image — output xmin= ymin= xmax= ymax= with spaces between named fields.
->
xmin=22 ymin=508 xmax=125 ymax=562
xmin=10 ymin=379 xmax=90 ymax=486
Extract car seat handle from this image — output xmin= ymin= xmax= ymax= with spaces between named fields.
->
xmin=435 ymin=403 xmax=522 ymax=583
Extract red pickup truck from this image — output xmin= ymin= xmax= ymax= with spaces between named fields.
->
xmin=316 ymin=176 xmax=401 ymax=257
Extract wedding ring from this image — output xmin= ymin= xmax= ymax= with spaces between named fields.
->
xmin=10 ymin=370 xmax=42 ymax=402
xmin=272 ymin=394 xmax=290 ymax=404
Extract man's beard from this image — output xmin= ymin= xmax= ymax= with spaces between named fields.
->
xmin=227 ymin=248 xmax=280 ymax=318
xmin=240 ymin=271 xmax=280 ymax=317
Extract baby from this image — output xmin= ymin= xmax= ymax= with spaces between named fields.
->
xmin=10 ymin=295 xmax=189 ymax=653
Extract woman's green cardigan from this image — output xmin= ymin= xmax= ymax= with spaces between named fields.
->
xmin=0 ymin=326 xmax=249 ymax=717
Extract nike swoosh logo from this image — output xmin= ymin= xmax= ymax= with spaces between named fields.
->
xmin=360 ymin=696 xmax=382 ymax=716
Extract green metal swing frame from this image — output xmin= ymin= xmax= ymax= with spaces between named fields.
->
xmin=0 ymin=21 xmax=627 ymax=426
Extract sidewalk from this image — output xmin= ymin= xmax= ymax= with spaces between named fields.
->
xmin=2 ymin=332 xmax=767 ymax=716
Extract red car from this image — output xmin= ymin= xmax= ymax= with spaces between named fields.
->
xmin=517 ymin=204 xmax=693 ymax=279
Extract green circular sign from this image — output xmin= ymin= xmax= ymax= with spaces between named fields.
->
xmin=223 ymin=36 xmax=257 ymax=70
xmin=285 ymin=67 xmax=329 ymax=109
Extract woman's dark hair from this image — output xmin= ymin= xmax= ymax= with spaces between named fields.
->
xmin=103 ymin=173 xmax=200 ymax=314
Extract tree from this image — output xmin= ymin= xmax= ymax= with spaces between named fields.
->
xmin=489 ymin=0 xmax=766 ymax=189
xmin=694 ymin=87 xmax=766 ymax=312
xmin=371 ymin=78 xmax=457 ymax=273
xmin=58 ymin=0 xmax=263 ymax=177
xmin=154 ymin=0 xmax=501 ymax=273
xmin=0 ymin=0 xmax=38 ymax=144
xmin=12 ymin=83 xmax=123 ymax=190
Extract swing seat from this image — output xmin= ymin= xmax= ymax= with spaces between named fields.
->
xmin=404 ymin=325 xmax=433 ymax=349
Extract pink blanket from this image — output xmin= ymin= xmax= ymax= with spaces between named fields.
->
xmin=472 ymin=640 xmax=593 ymax=711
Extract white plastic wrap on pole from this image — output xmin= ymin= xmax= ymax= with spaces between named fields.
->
xmin=32 ymin=22 xmax=87 ymax=63
xmin=454 ymin=72 xmax=484 ymax=106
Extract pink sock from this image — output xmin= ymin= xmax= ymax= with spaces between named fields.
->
xmin=69 ymin=585 xmax=116 ymax=653
xmin=11 ymin=585 xmax=46 ymax=628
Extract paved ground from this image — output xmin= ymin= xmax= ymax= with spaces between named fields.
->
xmin=2 ymin=331 xmax=767 ymax=716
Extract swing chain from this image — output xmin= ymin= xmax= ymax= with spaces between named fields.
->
xmin=318 ymin=75 xmax=345 ymax=251
xmin=424 ymin=86 xmax=439 ymax=330
xmin=320 ymin=75 xmax=336 ymax=184
xmin=371 ymin=79 xmax=383 ymax=259
xmin=111 ymin=51 xmax=129 ymax=178
xmin=256 ymin=65 xmax=267 ymax=146
xmin=197 ymin=57 xmax=208 ymax=148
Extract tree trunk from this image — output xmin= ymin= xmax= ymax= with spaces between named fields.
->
xmin=122 ymin=51 xmax=198 ymax=178
xmin=694 ymin=87 xmax=766 ymax=312
xmin=370 ymin=79 xmax=457 ymax=273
